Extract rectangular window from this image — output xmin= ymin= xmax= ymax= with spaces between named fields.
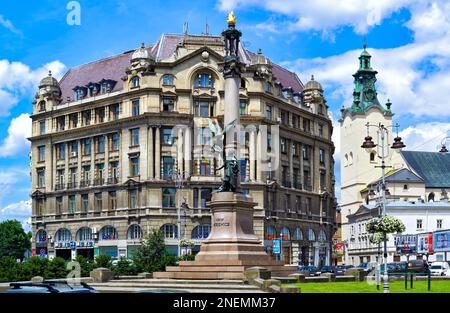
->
xmin=132 ymin=99 xmax=140 ymax=116
xmin=96 ymin=136 xmax=105 ymax=153
xmin=303 ymin=118 xmax=311 ymax=132
xmin=39 ymin=120 xmax=46 ymax=135
xmin=56 ymin=143 xmax=65 ymax=160
xmin=417 ymin=219 xmax=423 ymax=229
xmin=110 ymin=104 xmax=120 ymax=120
xmin=82 ymin=110 xmax=91 ymax=126
xmin=82 ymin=165 xmax=91 ymax=185
xmin=83 ymin=138 xmax=92 ymax=155
xmin=162 ymin=128 xmax=174 ymax=145
xmin=109 ymin=191 xmax=117 ymax=210
xmin=319 ymin=149 xmax=325 ymax=164
xmin=162 ymin=98 xmax=175 ymax=112
xmin=130 ymin=128 xmax=139 ymax=146
xmin=110 ymin=161 xmax=119 ymax=180
xmin=38 ymin=146 xmax=45 ymax=162
xmin=162 ymin=156 xmax=174 ymax=178
xmin=37 ymin=169 xmax=45 ymax=188
xmin=56 ymin=197 xmax=63 ymax=215
xmin=57 ymin=169 xmax=65 ymax=186
xmin=95 ymin=163 xmax=104 ymax=185
xmin=194 ymin=100 xmax=214 ymax=117
xmin=81 ymin=194 xmax=89 ymax=213
xmin=266 ymin=105 xmax=272 ymax=120
xmin=437 ymin=219 xmax=443 ymax=229
xmin=130 ymin=156 xmax=139 ymax=177
xmin=36 ymin=199 xmax=44 ymax=216
xmin=162 ymin=188 xmax=176 ymax=208
xmin=129 ymin=189 xmax=138 ymax=209
xmin=319 ymin=124 xmax=324 ymax=137
xmin=68 ymin=195 xmax=76 ymax=214
xmin=304 ymin=169 xmax=311 ymax=190
xmin=320 ymin=170 xmax=326 ymax=190
xmin=239 ymin=100 xmax=248 ymax=115
xmin=199 ymin=159 xmax=211 ymax=176
xmin=200 ymin=188 xmax=212 ymax=208
xmin=95 ymin=193 xmax=103 ymax=212
xmin=303 ymin=145 xmax=310 ymax=160
xmin=280 ymin=138 xmax=286 ymax=154
xmin=110 ymin=133 xmax=120 ymax=151
xmin=69 ymin=113 xmax=78 ymax=128
xmin=69 ymin=141 xmax=78 ymax=157
xmin=267 ymin=133 xmax=272 ymax=150
xmin=96 ymin=108 xmax=105 ymax=123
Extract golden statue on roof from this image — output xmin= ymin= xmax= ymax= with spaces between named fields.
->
xmin=227 ymin=11 xmax=236 ymax=25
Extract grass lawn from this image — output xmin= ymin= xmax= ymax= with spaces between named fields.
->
xmin=284 ymin=280 xmax=450 ymax=293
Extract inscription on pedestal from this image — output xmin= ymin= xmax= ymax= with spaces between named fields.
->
xmin=214 ymin=217 xmax=230 ymax=227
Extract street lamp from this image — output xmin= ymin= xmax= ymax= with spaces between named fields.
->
xmin=360 ymin=121 xmax=406 ymax=293
xmin=169 ymin=169 xmax=191 ymax=257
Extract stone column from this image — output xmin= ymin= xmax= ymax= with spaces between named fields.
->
xmin=64 ymin=140 xmax=69 ymax=187
xmin=140 ymin=126 xmax=148 ymax=179
xmin=289 ymin=140 xmax=294 ymax=187
xmin=256 ymin=129 xmax=262 ymax=182
xmin=104 ymin=134 xmax=110 ymax=182
xmin=148 ymin=127 xmax=154 ymax=179
xmin=184 ymin=127 xmax=191 ymax=178
xmin=249 ymin=130 xmax=256 ymax=181
xmin=155 ymin=127 xmax=161 ymax=180
xmin=90 ymin=137 xmax=95 ymax=184
xmin=299 ymin=143 xmax=304 ymax=189
xmin=177 ymin=127 xmax=183 ymax=174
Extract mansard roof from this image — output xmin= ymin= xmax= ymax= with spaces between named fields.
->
xmin=58 ymin=33 xmax=304 ymax=104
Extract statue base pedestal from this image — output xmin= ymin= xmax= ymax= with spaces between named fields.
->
xmin=153 ymin=192 xmax=297 ymax=280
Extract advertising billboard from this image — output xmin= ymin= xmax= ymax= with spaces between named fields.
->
xmin=433 ymin=230 xmax=450 ymax=252
xmin=394 ymin=234 xmax=417 ymax=255
xmin=417 ymin=232 xmax=433 ymax=254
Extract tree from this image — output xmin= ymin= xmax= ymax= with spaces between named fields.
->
xmin=112 ymin=257 xmax=138 ymax=276
xmin=133 ymin=229 xmax=175 ymax=273
xmin=95 ymin=254 xmax=112 ymax=268
xmin=75 ymin=255 xmax=96 ymax=277
xmin=0 ymin=220 xmax=31 ymax=260
xmin=44 ymin=257 xmax=69 ymax=279
xmin=0 ymin=256 xmax=26 ymax=282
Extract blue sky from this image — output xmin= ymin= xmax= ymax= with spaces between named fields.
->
xmin=1 ymin=0 xmax=450 ymax=230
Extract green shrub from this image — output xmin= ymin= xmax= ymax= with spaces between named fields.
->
xmin=133 ymin=229 xmax=169 ymax=273
xmin=95 ymin=254 xmax=112 ymax=268
xmin=0 ymin=256 xmax=27 ymax=282
xmin=178 ymin=254 xmax=196 ymax=261
xmin=112 ymin=257 xmax=138 ymax=276
xmin=23 ymin=256 xmax=48 ymax=278
xmin=75 ymin=255 xmax=96 ymax=277
xmin=44 ymin=257 xmax=69 ymax=279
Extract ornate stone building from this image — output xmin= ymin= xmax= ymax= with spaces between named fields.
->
xmin=30 ymin=31 xmax=336 ymax=266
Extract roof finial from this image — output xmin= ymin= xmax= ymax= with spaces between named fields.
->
xmin=257 ymin=48 xmax=262 ymax=55
xmin=141 ymin=42 xmax=145 ymax=49
xmin=227 ymin=11 xmax=236 ymax=26
xmin=363 ymin=34 xmax=367 ymax=50
xmin=311 ymin=74 xmax=315 ymax=81
xmin=48 ymin=70 xmax=52 ymax=77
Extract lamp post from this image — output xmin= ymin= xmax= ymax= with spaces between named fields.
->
xmin=361 ymin=122 xmax=406 ymax=293
xmin=170 ymin=169 xmax=191 ymax=257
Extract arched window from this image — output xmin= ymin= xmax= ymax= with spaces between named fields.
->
xmin=36 ymin=229 xmax=47 ymax=243
xmin=127 ymin=224 xmax=143 ymax=240
xmin=100 ymin=226 xmax=118 ymax=240
xmin=428 ymin=192 xmax=435 ymax=202
xmin=191 ymin=224 xmax=211 ymax=239
xmin=131 ymin=76 xmax=140 ymax=88
xmin=318 ymin=229 xmax=327 ymax=242
xmin=162 ymin=74 xmax=174 ymax=86
xmin=293 ymin=227 xmax=303 ymax=241
xmin=307 ymin=228 xmax=316 ymax=241
xmin=76 ymin=227 xmax=93 ymax=241
xmin=55 ymin=228 xmax=72 ymax=242
xmin=195 ymin=73 xmax=214 ymax=88
xmin=38 ymin=101 xmax=46 ymax=112
xmin=266 ymin=225 xmax=277 ymax=240
xmin=280 ymin=226 xmax=291 ymax=240
xmin=160 ymin=224 xmax=178 ymax=239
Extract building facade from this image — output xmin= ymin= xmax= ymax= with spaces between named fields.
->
xmin=30 ymin=32 xmax=336 ymax=265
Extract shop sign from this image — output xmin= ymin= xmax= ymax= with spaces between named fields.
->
xmin=417 ymin=232 xmax=433 ymax=254
xmin=272 ymin=239 xmax=281 ymax=254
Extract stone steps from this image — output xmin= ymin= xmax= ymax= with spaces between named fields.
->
xmin=92 ymin=286 xmax=265 ymax=293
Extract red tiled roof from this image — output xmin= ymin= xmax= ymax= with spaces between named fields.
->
xmin=58 ymin=34 xmax=304 ymax=103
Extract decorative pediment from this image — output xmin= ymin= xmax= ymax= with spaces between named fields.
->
xmin=124 ymin=178 xmax=141 ymax=189
xmin=31 ymin=190 xmax=46 ymax=199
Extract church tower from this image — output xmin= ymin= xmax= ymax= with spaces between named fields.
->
xmin=339 ymin=42 xmax=401 ymax=263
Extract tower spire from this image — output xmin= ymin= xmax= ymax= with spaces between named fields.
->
xmin=363 ymin=34 xmax=367 ymax=50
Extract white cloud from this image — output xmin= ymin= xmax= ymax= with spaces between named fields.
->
xmin=399 ymin=122 xmax=450 ymax=152
xmin=0 ymin=15 xmax=22 ymax=36
xmin=0 ymin=200 xmax=32 ymax=232
xmin=0 ymin=60 xmax=65 ymax=116
xmin=0 ymin=114 xmax=32 ymax=157
xmin=218 ymin=0 xmax=412 ymax=35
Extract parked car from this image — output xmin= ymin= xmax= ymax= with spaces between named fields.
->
xmin=336 ymin=265 xmax=354 ymax=276
xmin=4 ymin=281 xmax=97 ymax=293
xmin=357 ymin=262 xmax=376 ymax=273
xmin=430 ymin=262 xmax=450 ymax=276
xmin=407 ymin=260 xmax=429 ymax=274
xmin=298 ymin=265 xmax=320 ymax=276
xmin=318 ymin=266 xmax=336 ymax=274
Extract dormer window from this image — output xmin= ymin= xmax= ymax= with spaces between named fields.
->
xmin=88 ymin=83 xmax=100 ymax=96
xmin=162 ymin=74 xmax=174 ymax=86
xmin=100 ymin=79 xmax=116 ymax=94
xmin=195 ymin=73 xmax=214 ymax=88
xmin=264 ymin=81 xmax=272 ymax=93
xmin=73 ymin=87 xmax=87 ymax=101
xmin=131 ymin=76 xmax=140 ymax=88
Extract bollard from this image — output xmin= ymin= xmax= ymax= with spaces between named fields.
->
xmin=404 ymin=273 xmax=408 ymax=290
xmin=428 ymin=271 xmax=431 ymax=291
xmin=410 ymin=273 xmax=413 ymax=289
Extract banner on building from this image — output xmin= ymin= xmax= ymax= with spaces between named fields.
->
xmin=417 ymin=232 xmax=433 ymax=254
xmin=433 ymin=230 xmax=450 ymax=252
xmin=394 ymin=234 xmax=417 ymax=255
xmin=335 ymin=242 xmax=344 ymax=257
